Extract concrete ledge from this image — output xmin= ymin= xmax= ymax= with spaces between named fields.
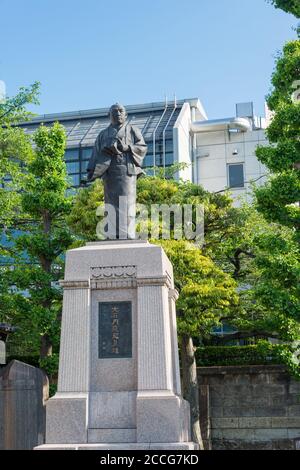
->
xmin=198 ymin=365 xmax=286 ymax=375
xmin=35 ymin=442 xmax=199 ymax=450
xmin=88 ymin=428 xmax=136 ymax=443
xmin=212 ymin=438 xmax=298 ymax=450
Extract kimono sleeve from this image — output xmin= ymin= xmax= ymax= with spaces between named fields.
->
xmin=129 ymin=126 xmax=147 ymax=167
xmin=87 ymin=132 xmax=102 ymax=177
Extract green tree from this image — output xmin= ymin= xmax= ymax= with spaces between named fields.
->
xmin=214 ymin=203 xmax=300 ymax=377
xmin=5 ymin=123 xmax=73 ymax=359
xmin=66 ymin=178 xmax=104 ymax=241
xmin=268 ymin=0 xmax=300 ymax=17
xmin=0 ymin=83 xmax=40 ymax=336
xmin=249 ymin=3 xmax=300 ymax=365
xmin=255 ymin=39 xmax=300 ymax=234
xmin=0 ymin=82 xmax=40 ymax=125
xmin=0 ymin=126 xmax=33 ymax=228
xmin=0 ymin=83 xmax=40 ymax=226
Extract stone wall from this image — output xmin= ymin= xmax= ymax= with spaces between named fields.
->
xmin=198 ymin=365 xmax=300 ymax=450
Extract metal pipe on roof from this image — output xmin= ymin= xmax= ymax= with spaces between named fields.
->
xmin=190 ymin=117 xmax=251 ymax=134
xmin=190 ymin=104 xmax=198 ymax=184
xmin=152 ymin=97 xmax=168 ymax=175
xmin=162 ymin=97 xmax=177 ymax=176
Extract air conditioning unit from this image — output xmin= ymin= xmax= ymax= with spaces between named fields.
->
xmin=236 ymin=102 xmax=254 ymax=119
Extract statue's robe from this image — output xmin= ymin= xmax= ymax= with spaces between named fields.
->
xmin=87 ymin=122 xmax=147 ymax=239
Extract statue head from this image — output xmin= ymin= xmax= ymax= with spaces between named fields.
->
xmin=109 ymin=103 xmax=127 ymax=126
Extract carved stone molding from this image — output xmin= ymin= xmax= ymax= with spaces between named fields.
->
xmin=137 ymin=275 xmax=172 ymax=289
xmin=60 ymin=268 xmax=173 ymax=292
xmin=90 ymin=265 xmax=137 ymax=279
xmin=168 ymin=289 xmax=179 ymax=301
xmin=59 ymin=280 xmax=90 ymax=289
xmin=90 ymin=279 xmax=137 ymax=290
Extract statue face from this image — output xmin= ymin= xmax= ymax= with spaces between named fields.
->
xmin=110 ymin=104 xmax=127 ymax=126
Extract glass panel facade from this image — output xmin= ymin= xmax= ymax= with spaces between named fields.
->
xmin=143 ymin=154 xmax=154 ymax=168
xmin=81 ymin=147 xmax=93 ymax=176
xmin=165 ymin=153 xmax=174 ymax=166
xmin=65 ymin=148 xmax=79 ymax=161
xmin=22 ymin=105 xmax=182 ymax=188
xmin=62 ymin=147 xmax=95 ymax=187
xmin=142 ymin=139 xmax=173 ymax=168
xmin=81 ymin=159 xmax=90 ymax=172
xmin=69 ymin=174 xmax=80 ymax=187
xmin=82 ymin=147 xmax=93 ymax=160
xmin=228 ymin=164 xmax=244 ymax=188
xmin=66 ymin=161 xmax=79 ymax=174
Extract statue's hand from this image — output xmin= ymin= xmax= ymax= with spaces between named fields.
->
xmin=117 ymin=139 xmax=130 ymax=153
xmin=103 ymin=146 xmax=117 ymax=156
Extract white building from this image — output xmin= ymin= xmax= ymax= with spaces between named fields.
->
xmin=173 ymin=99 xmax=268 ymax=205
xmin=20 ymin=98 xmax=268 ymax=205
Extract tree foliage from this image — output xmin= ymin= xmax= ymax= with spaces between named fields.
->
xmin=66 ymin=179 xmax=104 ymax=241
xmin=216 ymin=204 xmax=300 ymax=338
xmin=268 ymin=0 xmax=300 ymax=17
xmin=0 ymin=83 xmax=40 ymax=227
xmin=0 ymin=83 xmax=40 ymax=348
xmin=1 ymin=123 xmax=74 ymax=359
xmin=160 ymin=240 xmax=238 ymax=338
xmin=0 ymin=82 xmax=40 ymax=125
xmin=213 ymin=201 xmax=300 ymax=379
xmin=255 ymin=40 xmax=300 ymax=233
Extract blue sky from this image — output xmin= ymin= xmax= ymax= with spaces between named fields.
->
xmin=0 ymin=0 xmax=298 ymax=118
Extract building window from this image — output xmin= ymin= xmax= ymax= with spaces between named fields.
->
xmin=143 ymin=140 xmax=174 ymax=168
xmin=165 ymin=153 xmax=174 ymax=166
xmin=65 ymin=148 xmax=79 ymax=161
xmin=66 ymin=161 xmax=80 ymax=173
xmin=81 ymin=147 xmax=93 ymax=160
xmin=228 ymin=163 xmax=244 ymax=188
xmin=143 ymin=154 xmax=154 ymax=168
xmin=81 ymin=159 xmax=90 ymax=173
xmin=69 ymin=174 xmax=80 ymax=187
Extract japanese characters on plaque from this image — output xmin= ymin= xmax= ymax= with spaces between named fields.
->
xmin=98 ymin=302 xmax=132 ymax=358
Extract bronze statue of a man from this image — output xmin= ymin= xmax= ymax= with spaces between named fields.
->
xmin=87 ymin=103 xmax=147 ymax=239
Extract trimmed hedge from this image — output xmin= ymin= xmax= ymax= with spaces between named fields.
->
xmin=196 ymin=344 xmax=289 ymax=367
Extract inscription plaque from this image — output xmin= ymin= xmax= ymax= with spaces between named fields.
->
xmin=98 ymin=301 xmax=132 ymax=358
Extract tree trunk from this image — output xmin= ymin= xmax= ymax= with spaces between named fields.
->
xmin=181 ymin=334 xmax=204 ymax=449
xmin=40 ymin=333 xmax=52 ymax=359
xmin=39 ymin=209 xmax=53 ymax=360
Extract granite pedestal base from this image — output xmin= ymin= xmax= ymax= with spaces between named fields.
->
xmin=36 ymin=241 xmax=197 ymax=450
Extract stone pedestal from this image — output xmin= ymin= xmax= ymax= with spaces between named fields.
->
xmin=36 ymin=240 xmax=197 ymax=450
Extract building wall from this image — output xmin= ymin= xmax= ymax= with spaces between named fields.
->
xmin=198 ymin=365 xmax=300 ymax=450
xmin=195 ymin=128 xmax=268 ymax=205
xmin=173 ymin=102 xmax=193 ymax=181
